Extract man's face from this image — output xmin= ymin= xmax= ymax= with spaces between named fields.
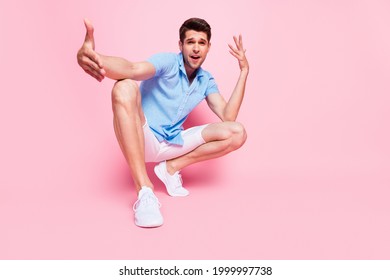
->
xmin=179 ymin=30 xmax=210 ymax=75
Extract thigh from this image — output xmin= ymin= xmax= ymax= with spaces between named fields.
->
xmin=154 ymin=124 xmax=208 ymax=162
xmin=201 ymin=121 xmax=238 ymax=142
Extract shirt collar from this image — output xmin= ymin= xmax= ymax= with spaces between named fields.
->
xmin=178 ymin=52 xmax=204 ymax=79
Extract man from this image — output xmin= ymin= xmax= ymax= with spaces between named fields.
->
xmin=77 ymin=18 xmax=249 ymax=228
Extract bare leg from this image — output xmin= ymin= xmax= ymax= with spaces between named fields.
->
xmin=111 ymin=79 xmax=153 ymax=193
xmin=165 ymin=121 xmax=247 ymax=174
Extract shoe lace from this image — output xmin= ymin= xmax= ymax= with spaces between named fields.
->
xmin=175 ymin=172 xmax=183 ymax=188
xmin=133 ymin=192 xmax=161 ymax=212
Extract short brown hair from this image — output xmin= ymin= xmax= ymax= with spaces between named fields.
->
xmin=179 ymin=18 xmax=211 ymax=43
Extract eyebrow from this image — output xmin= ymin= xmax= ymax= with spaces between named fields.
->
xmin=185 ymin=37 xmax=208 ymax=43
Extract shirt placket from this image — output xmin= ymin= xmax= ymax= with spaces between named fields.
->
xmin=172 ymin=78 xmax=196 ymax=125
xmin=173 ymin=91 xmax=189 ymax=125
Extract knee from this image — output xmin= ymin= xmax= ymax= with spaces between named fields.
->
xmin=111 ymin=79 xmax=139 ymax=106
xmin=229 ymin=122 xmax=247 ymax=150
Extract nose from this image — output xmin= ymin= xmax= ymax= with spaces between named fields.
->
xmin=193 ymin=43 xmax=200 ymax=53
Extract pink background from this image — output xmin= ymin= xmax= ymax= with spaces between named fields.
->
xmin=1 ymin=0 xmax=389 ymax=259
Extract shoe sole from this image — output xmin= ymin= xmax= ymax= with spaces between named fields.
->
xmin=135 ymin=221 xmax=163 ymax=228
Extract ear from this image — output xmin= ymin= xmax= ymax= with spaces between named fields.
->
xmin=178 ymin=40 xmax=183 ymax=52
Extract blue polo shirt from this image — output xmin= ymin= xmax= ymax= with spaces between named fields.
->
xmin=140 ymin=52 xmax=219 ymax=146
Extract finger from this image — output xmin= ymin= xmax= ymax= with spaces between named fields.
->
xmin=88 ymin=62 xmax=105 ymax=77
xmin=84 ymin=68 xmax=101 ymax=81
xmin=82 ymin=55 xmax=105 ymax=76
xmin=228 ymin=43 xmax=237 ymax=52
xmin=229 ymin=42 xmax=242 ymax=54
xmin=84 ymin=70 xmax=101 ymax=82
xmin=229 ymin=47 xmax=241 ymax=59
xmin=84 ymin=68 xmax=104 ymax=82
xmin=239 ymin=34 xmax=243 ymax=49
xmin=83 ymin=55 xmax=101 ymax=72
xmin=84 ymin=49 xmax=104 ymax=69
xmin=82 ymin=62 xmax=103 ymax=77
xmin=236 ymin=34 xmax=244 ymax=51
xmin=233 ymin=35 xmax=239 ymax=48
xmin=229 ymin=50 xmax=240 ymax=60
xmin=83 ymin=18 xmax=95 ymax=43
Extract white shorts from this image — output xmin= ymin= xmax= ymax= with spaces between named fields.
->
xmin=143 ymin=121 xmax=208 ymax=163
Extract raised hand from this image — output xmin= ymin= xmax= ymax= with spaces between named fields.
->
xmin=77 ymin=19 xmax=105 ymax=82
xmin=228 ymin=35 xmax=249 ymax=73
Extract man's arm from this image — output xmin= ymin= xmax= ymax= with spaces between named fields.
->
xmin=98 ymin=55 xmax=156 ymax=81
xmin=76 ymin=19 xmax=155 ymax=82
xmin=206 ymin=35 xmax=249 ymax=121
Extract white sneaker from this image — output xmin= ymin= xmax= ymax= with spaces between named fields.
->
xmin=133 ymin=187 xmax=163 ymax=227
xmin=154 ymin=161 xmax=189 ymax=197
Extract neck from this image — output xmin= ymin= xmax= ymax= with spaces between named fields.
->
xmin=185 ymin=66 xmax=197 ymax=83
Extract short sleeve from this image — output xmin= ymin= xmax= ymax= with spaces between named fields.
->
xmin=146 ymin=53 xmax=177 ymax=77
xmin=205 ymin=76 xmax=220 ymax=96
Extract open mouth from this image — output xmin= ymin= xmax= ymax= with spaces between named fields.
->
xmin=190 ymin=55 xmax=201 ymax=61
